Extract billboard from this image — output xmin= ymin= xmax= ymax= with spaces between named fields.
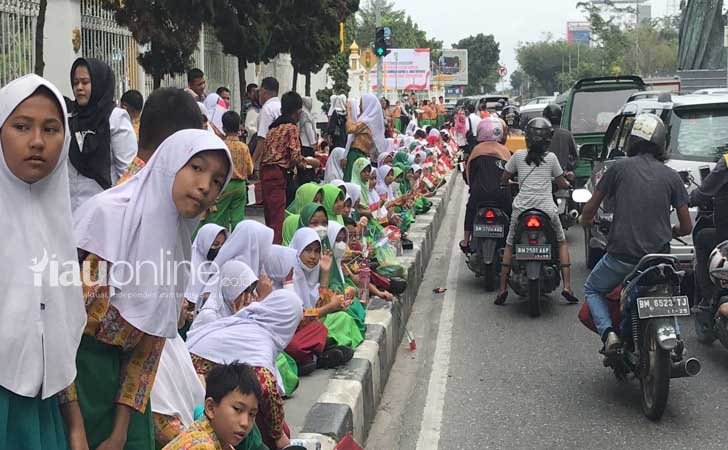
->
xmin=567 ymin=22 xmax=591 ymax=46
xmin=434 ymin=49 xmax=468 ymax=86
xmin=369 ymin=48 xmax=431 ymax=91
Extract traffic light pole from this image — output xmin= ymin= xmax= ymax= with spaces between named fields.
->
xmin=375 ymin=0 xmax=383 ymax=96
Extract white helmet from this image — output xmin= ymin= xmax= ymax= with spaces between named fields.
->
xmin=708 ymin=240 xmax=728 ymax=286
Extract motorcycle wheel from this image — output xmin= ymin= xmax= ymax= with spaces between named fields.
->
xmin=482 ymin=264 xmax=495 ymax=292
xmin=693 ymin=312 xmax=716 ymax=345
xmin=640 ymin=320 xmax=671 ymax=421
xmin=528 ymin=278 xmax=541 ymax=317
xmin=584 ymin=228 xmax=604 ymax=269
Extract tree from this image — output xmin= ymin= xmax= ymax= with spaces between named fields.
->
xmin=316 ymin=52 xmax=351 ymax=113
xmin=510 ymin=70 xmax=524 ymax=97
xmin=34 ymin=0 xmax=47 ymax=76
xmin=102 ymin=0 xmax=207 ymax=89
xmin=453 ymin=34 xmax=500 ymax=95
xmin=208 ymin=0 xmax=290 ymax=105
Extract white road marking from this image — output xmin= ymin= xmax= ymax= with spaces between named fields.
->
xmin=415 ymin=185 xmax=466 ymax=450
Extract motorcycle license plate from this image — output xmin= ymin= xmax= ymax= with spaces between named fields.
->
xmin=635 ymin=296 xmax=690 ymax=319
xmin=473 ymin=224 xmax=504 ymax=238
xmin=515 ymin=244 xmax=551 ymax=261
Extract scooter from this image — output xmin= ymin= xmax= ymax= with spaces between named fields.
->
xmin=508 ymin=209 xmax=562 ymax=317
xmin=466 ymin=203 xmax=509 ymax=291
xmin=693 ymin=241 xmax=728 ymax=348
xmin=554 ymin=186 xmax=579 ymax=230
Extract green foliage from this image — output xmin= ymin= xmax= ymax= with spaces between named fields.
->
xmin=101 ymin=0 xmax=207 ymax=88
xmin=453 ymin=33 xmax=501 ymax=95
xmin=316 ymin=53 xmax=351 ymax=112
xmin=510 ymin=70 xmax=524 ymax=97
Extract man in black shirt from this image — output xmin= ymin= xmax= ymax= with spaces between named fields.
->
xmin=543 ymin=103 xmax=578 ymax=176
xmin=580 ymin=113 xmax=692 ymax=353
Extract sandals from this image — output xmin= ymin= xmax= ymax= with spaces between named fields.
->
xmin=494 ymin=291 xmax=508 ymax=306
xmin=562 ymin=290 xmax=579 ymax=304
xmin=459 ymin=240 xmax=471 ymax=255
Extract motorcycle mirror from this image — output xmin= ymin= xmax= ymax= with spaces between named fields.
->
xmin=572 ymin=189 xmax=592 ymax=204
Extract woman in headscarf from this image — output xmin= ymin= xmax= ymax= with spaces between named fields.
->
xmin=67 ymin=57 xmax=137 ymax=211
xmin=343 ymin=93 xmax=385 ymax=182
xmin=323 ymin=146 xmax=347 ymax=183
xmin=193 ymin=261 xmax=259 ymax=331
xmin=298 ymin=97 xmax=318 ymax=185
xmin=327 ymin=94 xmax=348 ymax=148
xmin=461 ymin=118 xmax=513 ymax=254
xmin=287 ymin=182 xmax=323 ymax=215
xmin=187 ymin=290 xmax=302 ymax=450
xmin=0 ymin=75 xmax=86 ymax=449
xmin=321 ymin=183 xmax=346 ymax=225
xmin=64 ymin=129 xmax=232 ymax=449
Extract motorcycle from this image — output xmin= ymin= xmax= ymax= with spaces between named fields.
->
xmin=554 ymin=186 xmax=579 ymax=230
xmin=508 ymin=209 xmax=562 ymax=317
xmin=573 ymin=189 xmax=701 ymax=420
xmin=466 ymin=203 xmax=509 ymax=291
xmin=693 ymin=241 xmax=728 ymax=348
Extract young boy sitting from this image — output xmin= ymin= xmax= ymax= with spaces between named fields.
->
xmin=163 ymin=362 xmax=261 ymax=450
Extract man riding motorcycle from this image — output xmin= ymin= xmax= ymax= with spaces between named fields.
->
xmin=543 ymin=103 xmax=578 ymax=179
xmin=460 ymin=118 xmax=512 ymax=253
xmin=579 ymin=113 xmax=693 ymax=353
xmin=689 ymin=151 xmax=728 ymax=306
xmin=495 ymin=117 xmax=578 ymax=305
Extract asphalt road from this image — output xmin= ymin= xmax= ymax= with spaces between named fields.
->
xmin=365 ymin=178 xmax=728 ymax=450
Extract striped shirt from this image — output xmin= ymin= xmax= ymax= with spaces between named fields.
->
xmin=505 ymin=150 xmax=563 ymax=215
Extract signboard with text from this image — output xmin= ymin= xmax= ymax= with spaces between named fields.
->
xmin=369 ymin=48 xmax=431 ymax=91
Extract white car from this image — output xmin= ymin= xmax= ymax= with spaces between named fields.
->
xmin=518 ymin=96 xmax=556 ymax=124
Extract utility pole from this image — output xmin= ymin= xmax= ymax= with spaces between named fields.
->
xmin=376 ymin=0 xmax=383 ymax=96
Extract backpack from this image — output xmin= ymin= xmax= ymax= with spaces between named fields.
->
xmin=465 ymin=116 xmax=478 ymax=150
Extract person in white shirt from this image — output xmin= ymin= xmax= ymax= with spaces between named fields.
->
xmin=253 ymin=77 xmax=282 ymax=162
xmin=67 ymin=58 xmax=137 ymax=211
xmin=244 ymin=86 xmax=260 ymax=145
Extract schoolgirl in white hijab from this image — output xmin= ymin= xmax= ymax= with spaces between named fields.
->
xmin=212 ymin=220 xmax=274 ymax=276
xmin=264 ymin=245 xmax=298 ymax=290
xmin=184 ymin=223 xmax=227 ymax=304
xmin=329 ymin=178 xmax=347 ymax=193
xmin=344 ymin=182 xmax=361 ymax=208
xmin=367 ymin=169 xmax=388 ymax=219
xmin=0 ymin=75 xmax=86 ymax=405
xmin=376 ymin=164 xmax=395 ymax=201
xmin=192 ymin=260 xmax=258 ymax=331
xmin=73 ymin=129 xmax=233 ymax=339
xmin=289 ymin=228 xmax=322 ymax=309
xmin=203 ymin=92 xmax=227 ymax=134
xmin=327 ymin=222 xmax=349 ymax=283
xmin=323 ymin=147 xmax=347 ymax=183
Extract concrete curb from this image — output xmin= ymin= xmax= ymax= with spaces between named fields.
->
xmin=297 ymin=170 xmax=458 ymax=448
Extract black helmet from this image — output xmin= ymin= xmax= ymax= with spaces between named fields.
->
xmin=543 ymin=103 xmax=562 ymax=125
xmin=626 ymin=113 xmax=667 ymax=160
xmin=525 ymin=117 xmax=553 ymax=150
xmin=501 ymin=105 xmax=521 ymax=128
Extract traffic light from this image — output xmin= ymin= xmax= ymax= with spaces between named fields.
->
xmin=374 ymin=27 xmax=390 ymax=57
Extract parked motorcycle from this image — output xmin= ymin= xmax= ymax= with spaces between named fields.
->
xmin=508 ymin=209 xmax=562 ymax=317
xmin=693 ymin=241 xmax=728 ymax=348
xmin=465 ymin=204 xmax=509 ymax=291
xmin=573 ymin=189 xmax=700 ymax=420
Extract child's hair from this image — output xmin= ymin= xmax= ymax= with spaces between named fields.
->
xmin=120 ymin=90 xmax=144 ymax=113
xmin=414 ymin=129 xmax=426 ymax=140
xmin=222 ymin=111 xmax=241 ymax=134
xmin=138 ymin=87 xmax=203 ymax=151
xmin=205 ymin=361 xmax=262 ymax=405
xmin=281 ymin=91 xmax=303 ymax=117
xmin=343 ymin=216 xmax=357 ymax=227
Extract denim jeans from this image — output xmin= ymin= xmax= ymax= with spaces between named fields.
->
xmin=584 ymin=253 xmax=636 ymax=337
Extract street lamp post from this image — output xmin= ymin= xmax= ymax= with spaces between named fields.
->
xmin=375 ymin=0 xmax=383 ymax=96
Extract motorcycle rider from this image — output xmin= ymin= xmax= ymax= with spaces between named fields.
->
xmin=689 ymin=151 xmax=728 ymax=306
xmin=579 ymin=113 xmax=692 ymax=353
xmin=495 ymin=117 xmax=579 ymax=305
xmin=460 ymin=118 xmax=512 ymax=253
xmin=543 ymin=103 xmax=578 ymax=179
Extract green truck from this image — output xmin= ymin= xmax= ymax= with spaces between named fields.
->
xmin=555 ymin=76 xmax=647 ymax=178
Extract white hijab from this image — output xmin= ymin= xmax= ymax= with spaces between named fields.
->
xmin=376 ymin=164 xmax=394 ymax=200
xmin=358 ymin=93 xmax=386 ymax=156
xmin=323 ymin=147 xmax=347 ymax=183
xmin=151 ymin=334 xmax=205 ymax=428
xmin=327 ymin=222 xmax=348 ymax=283
xmin=328 ymin=94 xmax=347 ymax=116
xmin=203 ymin=93 xmax=227 ymax=133
xmin=184 ymin=224 xmax=226 ymax=304
xmin=344 ymin=182 xmax=361 ymax=207
xmin=213 ymin=220 xmax=274 ymax=276
xmin=0 ymin=74 xmax=86 ymax=398
xmin=192 ymin=260 xmax=257 ymax=332
xmin=74 ymin=129 xmax=233 ymax=338
xmin=289 ymin=228 xmax=321 ymax=309
xmin=264 ymin=245 xmax=298 ymax=289
xmin=186 ymin=289 xmax=303 ymax=394
xmin=329 ymin=179 xmax=346 ymax=193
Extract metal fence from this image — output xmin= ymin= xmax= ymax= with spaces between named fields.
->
xmin=80 ymin=0 xmax=139 ymax=100
xmin=0 ymin=0 xmax=39 ymax=87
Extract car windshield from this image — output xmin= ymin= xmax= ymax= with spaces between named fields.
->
xmin=570 ymin=88 xmax=639 ymax=134
xmin=668 ymin=107 xmax=728 ymax=162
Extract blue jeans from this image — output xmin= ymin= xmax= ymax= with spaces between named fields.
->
xmin=584 ymin=253 xmax=636 ymax=337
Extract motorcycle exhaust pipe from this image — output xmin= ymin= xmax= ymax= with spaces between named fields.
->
xmin=671 ymin=358 xmax=701 ymax=378
xmin=568 ymin=209 xmax=579 ymax=219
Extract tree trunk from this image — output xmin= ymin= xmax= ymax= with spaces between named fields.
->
xmin=238 ymin=57 xmax=248 ymax=107
xmin=292 ymin=66 xmax=299 ymax=92
xmin=34 ymin=0 xmax=47 ymax=75
xmin=305 ymin=72 xmax=311 ymax=96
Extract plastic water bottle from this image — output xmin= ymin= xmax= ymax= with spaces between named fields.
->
xmin=359 ymin=263 xmax=371 ymax=304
